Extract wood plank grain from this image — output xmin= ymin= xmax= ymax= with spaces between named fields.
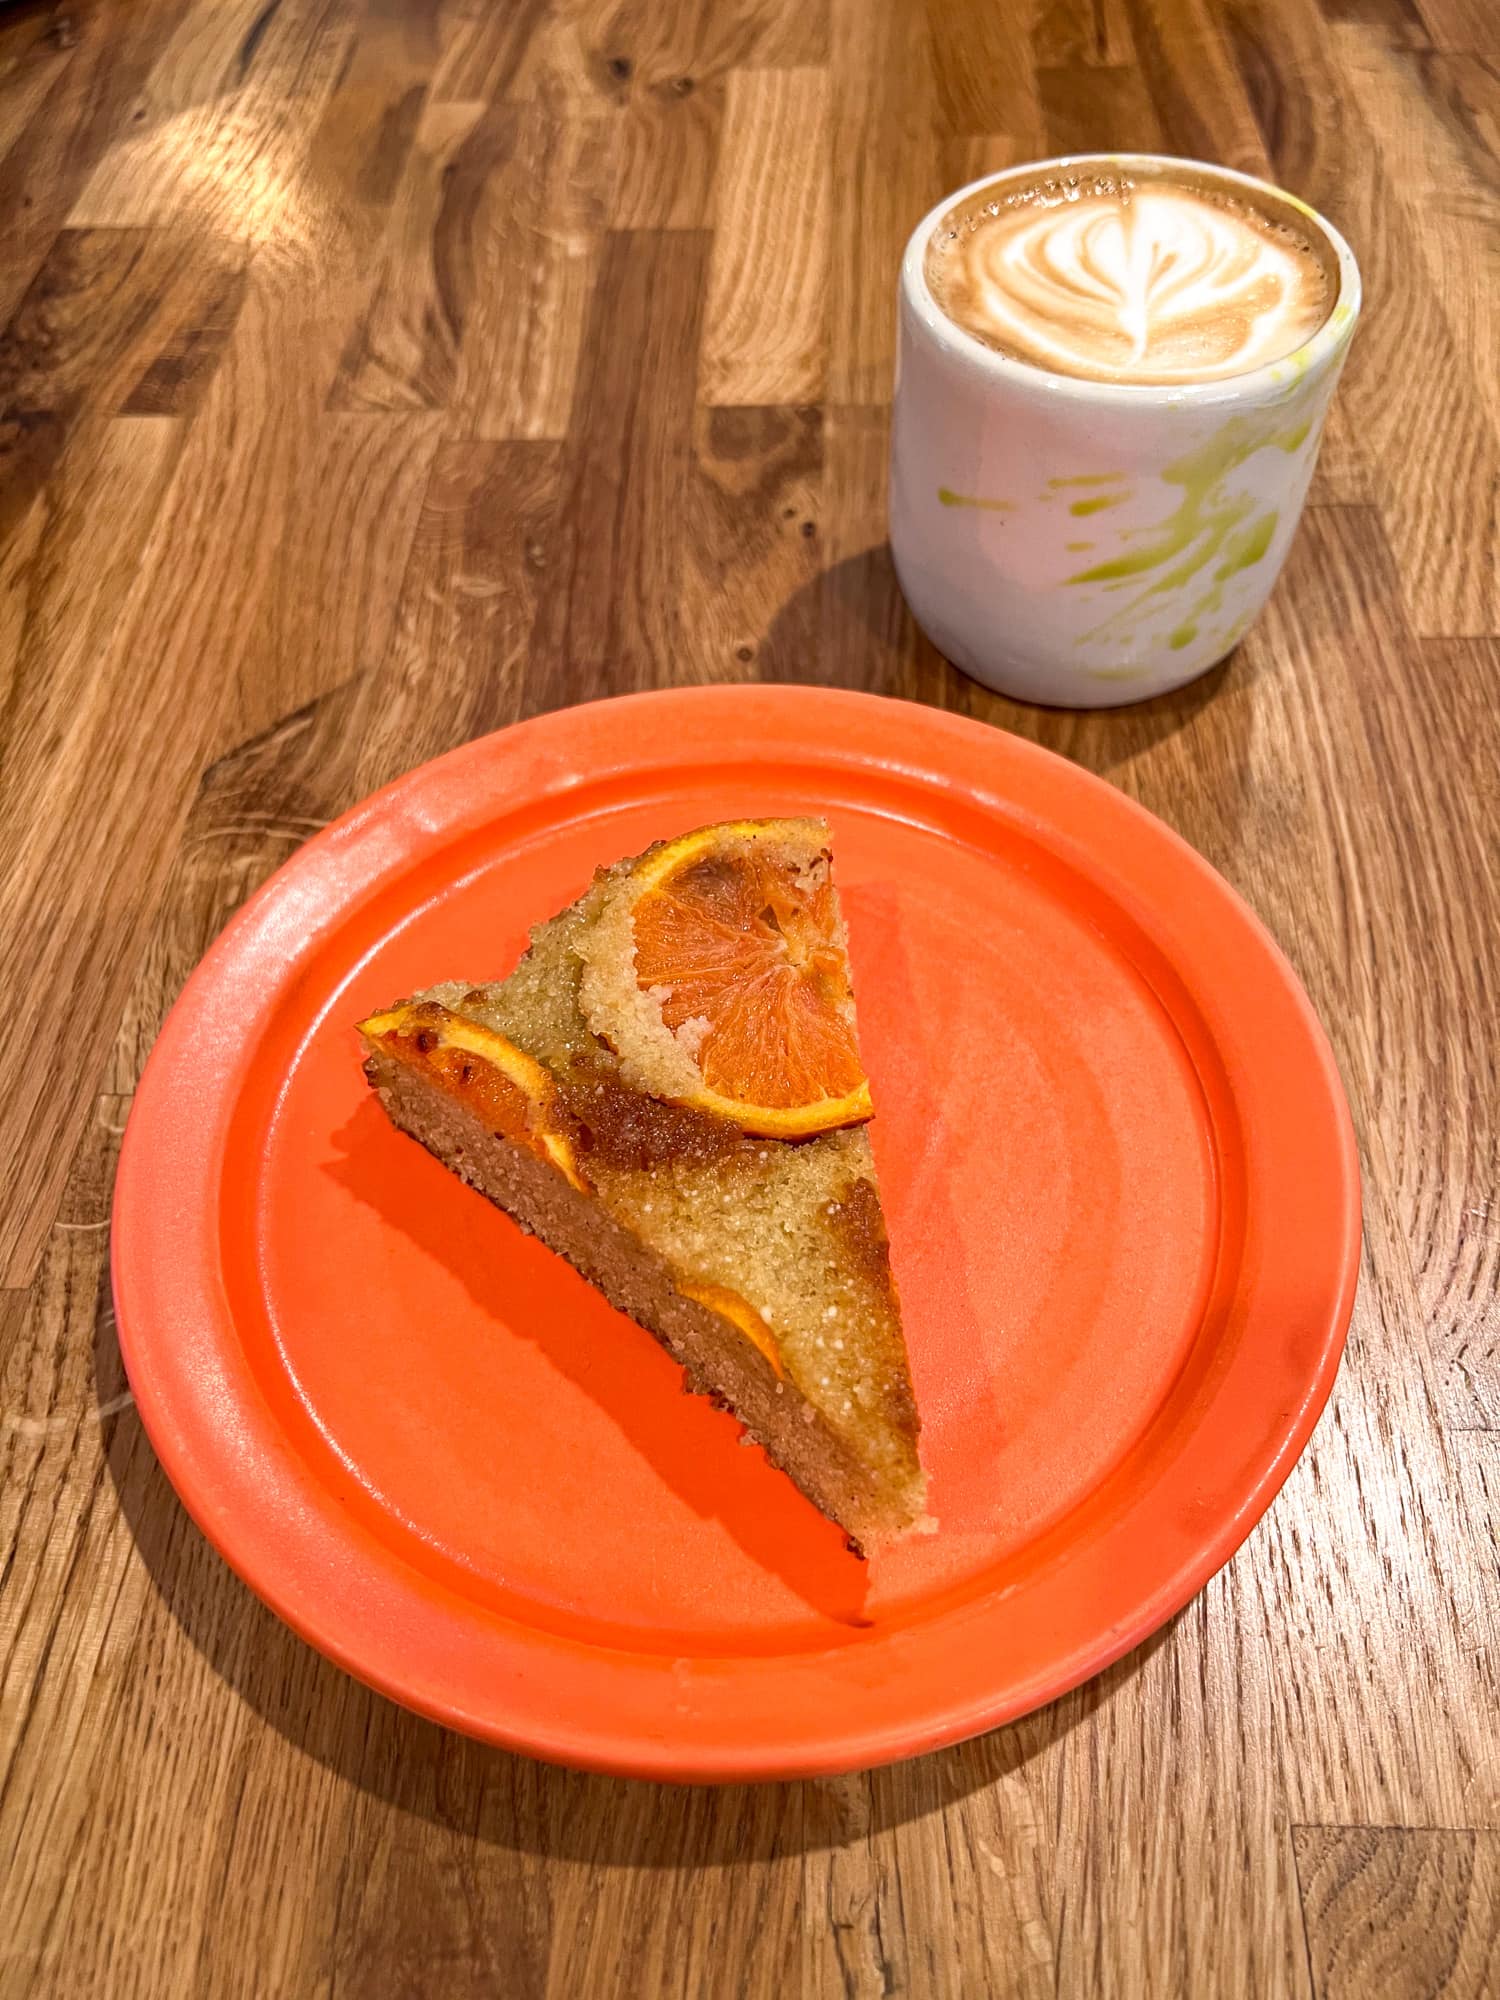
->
xmin=1218 ymin=510 xmax=1500 ymax=1829
xmin=0 ymin=418 xmax=183 ymax=1287
xmin=121 ymin=257 xmax=251 ymax=415
xmin=300 ymin=0 xmax=439 ymax=220
xmin=0 ymin=432 xmax=50 ymax=696
xmin=0 ymin=1099 xmax=140 ymax=1965
xmin=430 ymin=0 xmax=553 ymax=102
xmin=507 ymin=0 xmax=830 ymax=108
xmin=925 ymin=0 xmax=1042 ymax=139
xmin=1318 ymin=0 xmax=1432 ymax=45
xmin=1447 ymin=1433 xmax=1498 ymax=1646
xmin=682 ymin=403 xmax=822 ymax=681
xmin=1249 ymin=1249 xmax=1497 ymax=1833
xmin=1411 ymin=0 xmax=1497 ymax=50
xmin=1120 ymin=0 xmax=1274 ymax=171
xmin=1332 ymin=36 xmax=1500 ymax=442
xmin=1253 ymin=517 xmax=1499 ymax=1434
xmin=700 ymin=67 xmax=830 ymax=406
xmin=805 ymin=1733 xmax=1064 ymax=1998
xmin=66 ymin=0 xmax=355 ymax=244
xmin=797 ymin=404 xmax=949 ymax=709
xmin=1031 ymin=0 xmax=1138 ymax=65
xmin=828 ymin=0 xmax=941 ymax=404
xmin=1049 ymin=1593 xmax=1314 ymax=2000
xmin=1305 ymin=395 xmax=1377 ymax=505
xmin=538 ymin=1788 xmax=803 ymax=2000
xmin=1360 ymin=642 xmax=1500 ymax=1432
xmin=0 ymin=407 xmax=67 ymax=552
xmin=1295 ymin=1826 xmax=1500 ymax=1999
xmin=0 ymin=0 xmax=194 ymax=326
xmin=453 ymin=88 xmax=616 ymax=440
xmin=526 ymin=228 xmax=709 ymax=705
xmin=937 ymin=134 xmax=1034 ymax=191
xmin=281 ymin=0 xmax=457 ymax=409
xmin=0 ymin=228 xmax=248 ymax=418
xmin=349 ymin=438 xmax=564 ymax=784
xmin=1447 ymin=39 xmax=1500 ymax=155
xmin=167 ymin=240 xmax=449 ymax=750
xmin=1036 ymin=62 xmax=1165 ymax=154
xmin=612 ymin=71 xmax=723 ymax=228
xmin=0 ymin=421 xmax=182 ymax=817
xmin=1225 ymin=0 xmax=1500 ymax=634
xmin=692 ymin=0 xmax=832 ymax=71
xmin=586 ymin=0 xmax=831 ymax=82
xmin=328 ymin=98 xmax=499 ymax=411
xmin=0 ymin=3 xmax=76 ymax=161
xmin=213 ymin=409 xmax=446 ymax=752
xmin=331 ymin=85 xmax=613 ymax=434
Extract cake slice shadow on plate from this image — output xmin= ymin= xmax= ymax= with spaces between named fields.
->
xmin=324 ymin=1100 xmax=875 ymax=1632
xmin=839 ymin=880 xmax=1005 ymax=1545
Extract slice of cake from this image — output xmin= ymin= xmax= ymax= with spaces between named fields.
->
xmin=357 ymin=818 xmax=925 ymax=1550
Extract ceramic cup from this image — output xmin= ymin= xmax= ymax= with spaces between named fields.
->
xmin=888 ymin=155 xmax=1362 ymax=708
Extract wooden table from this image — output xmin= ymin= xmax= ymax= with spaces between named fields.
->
xmin=2 ymin=0 xmax=1497 ymax=1992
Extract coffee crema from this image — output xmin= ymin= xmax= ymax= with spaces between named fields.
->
xmin=924 ymin=165 xmax=1337 ymax=385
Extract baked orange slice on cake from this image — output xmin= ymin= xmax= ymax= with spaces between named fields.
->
xmin=357 ymin=818 xmax=926 ymax=1550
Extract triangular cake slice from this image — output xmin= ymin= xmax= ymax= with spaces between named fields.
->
xmin=357 ymin=818 xmax=926 ymax=1549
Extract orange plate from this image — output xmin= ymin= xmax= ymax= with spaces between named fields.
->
xmin=112 ymin=687 xmax=1360 ymax=1780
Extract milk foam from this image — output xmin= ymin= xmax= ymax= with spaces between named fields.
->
xmin=926 ymin=170 xmax=1335 ymax=384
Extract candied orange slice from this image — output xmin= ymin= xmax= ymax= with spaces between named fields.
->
xmin=359 ymin=1001 xmax=588 ymax=1191
xmin=677 ymin=1278 xmax=786 ymax=1378
xmin=592 ymin=820 xmax=873 ymax=1138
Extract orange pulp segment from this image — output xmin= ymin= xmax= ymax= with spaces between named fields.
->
xmin=628 ymin=822 xmax=873 ymax=1138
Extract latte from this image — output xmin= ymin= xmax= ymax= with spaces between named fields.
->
xmin=924 ymin=163 xmax=1337 ymax=384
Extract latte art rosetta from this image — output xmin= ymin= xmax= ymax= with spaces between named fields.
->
xmin=927 ymin=178 xmax=1334 ymax=384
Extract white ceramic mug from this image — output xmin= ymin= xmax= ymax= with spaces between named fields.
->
xmin=888 ymin=155 xmax=1361 ymax=708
